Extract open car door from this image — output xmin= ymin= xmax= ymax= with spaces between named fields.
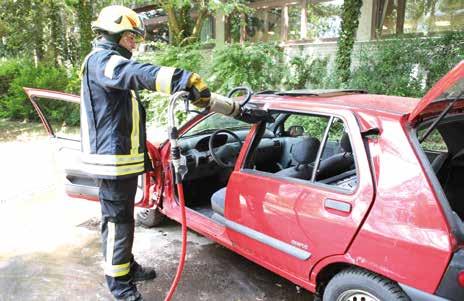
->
xmin=24 ymin=87 xmax=147 ymax=204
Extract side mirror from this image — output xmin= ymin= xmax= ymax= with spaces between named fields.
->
xmin=288 ymin=125 xmax=304 ymax=137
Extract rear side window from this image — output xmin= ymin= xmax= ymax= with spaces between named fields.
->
xmin=284 ymin=114 xmax=328 ymax=140
xmin=248 ymin=112 xmax=357 ymax=191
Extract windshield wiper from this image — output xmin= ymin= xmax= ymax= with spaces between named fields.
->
xmin=420 ymin=91 xmax=464 ymax=143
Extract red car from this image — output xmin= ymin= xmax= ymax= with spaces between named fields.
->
xmin=26 ymin=61 xmax=464 ymax=301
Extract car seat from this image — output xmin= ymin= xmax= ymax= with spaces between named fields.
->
xmin=274 ymin=136 xmax=321 ymax=180
xmin=317 ymin=132 xmax=354 ymax=180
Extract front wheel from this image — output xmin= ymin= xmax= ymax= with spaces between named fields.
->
xmin=136 ymin=207 xmax=165 ymax=228
xmin=323 ymin=268 xmax=409 ymax=301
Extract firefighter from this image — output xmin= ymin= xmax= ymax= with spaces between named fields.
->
xmin=81 ymin=5 xmax=211 ymax=301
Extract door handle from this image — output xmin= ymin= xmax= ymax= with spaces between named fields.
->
xmin=324 ymin=199 xmax=351 ymax=213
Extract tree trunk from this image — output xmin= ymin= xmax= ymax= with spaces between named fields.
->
xmin=48 ymin=0 xmax=65 ymax=66
xmin=77 ymin=0 xmax=93 ymax=61
xmin=31 ymin=0 xmax=45 ymax=64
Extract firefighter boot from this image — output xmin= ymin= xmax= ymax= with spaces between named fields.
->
xmin=115 ymin=289 xmax=144 ymax=301
xmin=131 ymin=261 xmax=157 ymax=282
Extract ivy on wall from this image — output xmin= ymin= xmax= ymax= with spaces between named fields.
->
xmin=335 ymin=0 xmax=363 ymax=83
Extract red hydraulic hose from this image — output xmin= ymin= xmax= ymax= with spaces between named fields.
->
xmin=164 ymin=182 xmax=188 ymax=301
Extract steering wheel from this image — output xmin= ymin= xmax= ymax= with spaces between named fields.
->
xmin=209 ymin=129 xmax=243 ymax=168
xmin=227 ymin=86 xmax=253 ymax=107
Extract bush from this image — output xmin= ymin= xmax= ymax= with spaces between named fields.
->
xmin=208 ymin=43 xmax=284 ymax=93
xmin=138 ymin=42 xmax=208 ymax=76
xmin=349 ymin=32 xmax=464 ymax=97
xmin=139 ymin=42 xmax=286 ymax=126
xmin=282 ymin=56 xmax=330 ymax=90
xmin=0 ymin=59 xmax=79 ymax=125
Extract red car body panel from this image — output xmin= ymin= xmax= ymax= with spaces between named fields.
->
xmin=347 ymin=115 xmax=453 ymax=293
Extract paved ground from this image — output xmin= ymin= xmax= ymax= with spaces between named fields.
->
xmin=0 ymin=125 xmax=314 ymax=301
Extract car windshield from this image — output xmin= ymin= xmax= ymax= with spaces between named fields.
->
xmin=181 ymin=113 xmax=251 ymax=137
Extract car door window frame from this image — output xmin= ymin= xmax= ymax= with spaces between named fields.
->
xmin=241 ymin=109 xmax=359 ymax=195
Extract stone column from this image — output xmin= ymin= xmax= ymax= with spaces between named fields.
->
xmin=215 ymin=10 xmax=226 ymax=47
xmin=356 ymin=0 xmax=374 ymax=41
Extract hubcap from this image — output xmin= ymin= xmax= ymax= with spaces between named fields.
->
xmin=337 ymin=289 xmax=380 ymax=301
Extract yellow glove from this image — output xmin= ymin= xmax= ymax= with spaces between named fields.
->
xmin=187 ymin=73 xmax=211 ymax=108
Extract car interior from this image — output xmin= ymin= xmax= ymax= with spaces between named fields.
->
xmin=419 ymin=114 xmax=464 ymax=221
xmin=176 ymin=111 xmax=357 ymax=221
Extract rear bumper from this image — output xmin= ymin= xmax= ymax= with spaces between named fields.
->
xmin=399 ymin=284 xmax=449 ymax=301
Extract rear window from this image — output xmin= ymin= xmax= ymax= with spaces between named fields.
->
xmin=418 ymin=128 xmax=447 ymax=152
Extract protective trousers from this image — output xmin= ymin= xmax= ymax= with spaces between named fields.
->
xmin=99 ymin=177 xmax=138 ymax=299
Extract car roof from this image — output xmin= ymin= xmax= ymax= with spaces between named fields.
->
xmin=254 ymin=93 xmax=420 ymax=116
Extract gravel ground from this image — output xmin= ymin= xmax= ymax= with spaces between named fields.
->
xmin=0 ymin=121 xmax=314 ymax=301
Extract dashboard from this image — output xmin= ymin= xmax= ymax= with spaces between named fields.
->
xmin=178 ymin=129 xmax=278 ymax=180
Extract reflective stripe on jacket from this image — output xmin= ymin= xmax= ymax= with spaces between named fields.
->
xmin=80 ymin=40 xmax=192 ymax=179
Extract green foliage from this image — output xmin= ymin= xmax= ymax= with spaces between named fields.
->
xmin=335 ymin=0 xmax=363 ymax=83
xmin=208 ymin=43 xmax=284 ymax=93
xmin=138 ymin=42 xmax=285 ymax=126
xmin=140 ymin=91 xmax=189 ymax=126
xmin=0 ymin=59 xmax=79 ymax=125
xmin=282 ymin=56 xmax=330 ymax=90
xmin=349 ymin=32 xmax=464 ymax=97
xmin=140 ymin=43 xmax=207 ymax=74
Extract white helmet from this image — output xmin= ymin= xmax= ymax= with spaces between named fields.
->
xmin=92 ymin=5 xmax=145 ymax=36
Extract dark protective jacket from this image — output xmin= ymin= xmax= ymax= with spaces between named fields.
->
xmin=80 ymin=39 xmax=192 ymax=179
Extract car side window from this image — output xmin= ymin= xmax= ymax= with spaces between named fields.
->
xmin=36 ymin=97 xmax=81 ymax=141
xmin=315 ymin=118 xmax=357 ymax=191
xmin=246 ymin=112 xmax=357 ymax=192
xmin=284 ymin=114 xmax=327 ymax=140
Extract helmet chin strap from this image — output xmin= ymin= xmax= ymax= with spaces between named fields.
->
xmin=98 ymin=33 xmax=133 ymax=59
xmin=102 ymin=32 xmax=123 ymax=43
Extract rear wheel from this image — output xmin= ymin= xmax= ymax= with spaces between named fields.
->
xmin=323 ymin=268 xmax=409 ymax=301
xmin=136 ymin=208 xmax=165 ymax=228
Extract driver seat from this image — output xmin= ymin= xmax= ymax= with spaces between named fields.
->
xmin=211 ymin=187 xmax=226 ymax=216
xmin=211 ymin=137 xmax=320 ymax=217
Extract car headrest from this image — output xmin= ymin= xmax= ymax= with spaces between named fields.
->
xmin=291 ymin=137 xmax=320 ymax=164
xmin=340 ymin=132 xmax=352 ymax=153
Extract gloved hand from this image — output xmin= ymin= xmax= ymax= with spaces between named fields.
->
xmin=187 ymin=73 xmax=211 ymax=108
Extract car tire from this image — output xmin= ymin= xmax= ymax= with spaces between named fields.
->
xmin=323 ymin=268 xmax=409 ymax=301
xmin=136 ymin=208 xmax=165 ymax=228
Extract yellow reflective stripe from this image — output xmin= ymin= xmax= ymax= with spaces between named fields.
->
xmin=105 ymin=262 xmax=131 ymax=277
xmin=81 ymin=153 xmax=144 ymax=165
xmin=106 ymin=222 xmax=115 ymax=275
xmin=82 ymin=162 xmax=145 ymax=177
xmin=130 ymin=92 xmax=140 ymax=155
xmin=104 ymin=55 xmax=127 ymax=79
xmin=155 ymin=67 xmax=175 ymax=94
xmin=104 ymin=222 xmax=130 ymax=277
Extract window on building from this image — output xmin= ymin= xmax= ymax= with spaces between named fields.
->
xmin=239 ymin=0 xmax=343 ymax=43
xmin=200 ymin=16 xmax=215 ymax=42
xmin=307 ymin=0 xmax=343 ymax=40
xmin=288 ymin=5 xmax=302 ymax=40
xmin=246 ymin=7 xmax=283 ymax=42
xmin=378 ymin=0 xmax=464 ymax=36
